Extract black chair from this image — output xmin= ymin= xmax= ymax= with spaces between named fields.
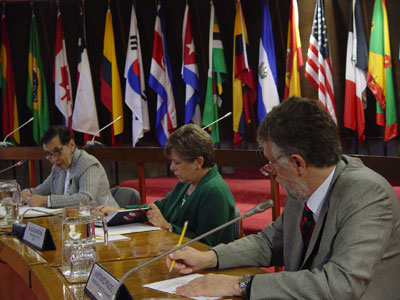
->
xmin=111 ymin=186 xmax=141 ymax=208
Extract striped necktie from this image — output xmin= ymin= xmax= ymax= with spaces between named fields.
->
xmin=300 ymin=203 xmax=315 ymax=247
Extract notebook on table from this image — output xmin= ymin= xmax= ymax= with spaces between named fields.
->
xmin=96 ymin=207 xmax=149 ymax=227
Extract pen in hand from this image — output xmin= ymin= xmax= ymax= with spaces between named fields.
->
xmin=169 ymin=220 xmax=188 ymax=273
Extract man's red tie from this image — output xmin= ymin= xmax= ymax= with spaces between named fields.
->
xmin=300 ymin=203 xmax=315 ymax=247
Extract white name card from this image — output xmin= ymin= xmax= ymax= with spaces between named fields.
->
xmin=85 ymin=263 xmax=132 ymax=300
xmin=22 ymin=221 xmax=55 ymax=251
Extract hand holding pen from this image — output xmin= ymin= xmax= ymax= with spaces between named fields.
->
xmin=169 ymin=221 xmax=189 ymax=272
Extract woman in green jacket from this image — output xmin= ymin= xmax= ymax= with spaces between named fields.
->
xmin=101 ymin=124 xmax=237 ymax=246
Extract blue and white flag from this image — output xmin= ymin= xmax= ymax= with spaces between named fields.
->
xmin=257 ymin=0 xmax=279 ymax=123
xmin=124 ymin=3 xmax=149 ymax=147
xmin=148 ymin=3 xmax=177 ymax=146
xmin=182 ymin=3 xmax=201 ymax=125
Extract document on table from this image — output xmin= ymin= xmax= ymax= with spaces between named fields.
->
xmin=4 ymin=205 xmax=63 ymax=217
xmin=95 ymin=222 xmax=161 ymax=236
xmin=95 ymin=234 xmax=130 ymax=243
xmin=143 ymin=273 xmax=221 ymax=300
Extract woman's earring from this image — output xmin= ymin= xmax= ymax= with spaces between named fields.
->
xmin=195 ymin=166 xmax=199 ymax=171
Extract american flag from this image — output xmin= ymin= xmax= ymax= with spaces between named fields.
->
xmin=304 ymin=0 xmax=336 ymax=123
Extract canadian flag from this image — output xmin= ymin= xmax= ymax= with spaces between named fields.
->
xmin=53 ymin=10 xmax=73 ymax=130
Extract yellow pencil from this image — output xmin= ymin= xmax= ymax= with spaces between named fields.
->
xmin=169 ymin=220 xmax=188 ymax=272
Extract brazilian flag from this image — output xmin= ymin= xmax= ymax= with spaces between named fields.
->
xmin=26 ymin=14 xmax=49 ymax=145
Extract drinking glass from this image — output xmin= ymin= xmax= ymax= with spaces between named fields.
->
xmin=61 ymin=206 xmax=108 ymax=282
xmin=0 ymin=180 xmax=21 ymax=226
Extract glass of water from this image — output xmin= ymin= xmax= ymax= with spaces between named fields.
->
xmin=0 ymin=180 xmax=21 ymax=226
xmin=61 ymin=205 xmax=107 ymax=282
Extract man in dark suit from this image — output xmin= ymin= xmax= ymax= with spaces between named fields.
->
xmin=167 ymin=97 xmax=400 ymax=300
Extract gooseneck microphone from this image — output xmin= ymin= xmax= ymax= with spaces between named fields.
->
xmin=0 ymin=117 xmax=34 ymax=147
xmin=85 ymin=116 xmax=123 ymax=147
xmin=19 ymin=208 xmax=62 ymax=224
xmin=0 ymin=160 xmax=27 ymax=174
xmin=201 ymin=112 xmax=232 ymax=130
xmin=110 ymin=199 xmax=274 ymax=300
xmin=12 ymin=208 xmax=62 ymax=238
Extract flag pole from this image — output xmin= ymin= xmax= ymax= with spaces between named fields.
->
xmin=384 ymin=140 xmax=387 ymax=157
xmin=360 ymin=0 xmax=369 ymax=41
xmin=354 ymin=132 xmax=358 ymax=154
xmin=272 ymin=0 xmax=285 ymax=59
xmin=192 ymin=0 xmax=208 ymax=77
xmin=115 ymin=0 xmax=126 ymax=51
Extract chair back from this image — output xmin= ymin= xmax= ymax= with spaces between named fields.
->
xmin=111 ymin=186 xmax=141 ymax=208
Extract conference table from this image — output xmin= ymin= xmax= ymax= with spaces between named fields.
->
xmin=0 ymin=216 xmax=266 ymax=299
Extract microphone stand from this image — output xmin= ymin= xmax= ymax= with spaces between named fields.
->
xmin=85 ymin=116 xmax=122 ymax=147
xmin=12 ymin=208 xmax=62 ymax=238
xmin=111 ymin=199 xmax=274 ymax=300
xmin=0 ymin=160 xmax=27 ymax=174
xmin=202 ymin=112 xmax=232 ymax=130
xmin=19 ymin=208 xmax=62 ymax=224
xmin=0 ymin=117 xmax=34 ymax=147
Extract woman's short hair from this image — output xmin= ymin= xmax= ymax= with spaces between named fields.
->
xmin=164 ymin=124 xmax=214 ymax=168
xmin=40 ymin=126 xmax=73 ymax=145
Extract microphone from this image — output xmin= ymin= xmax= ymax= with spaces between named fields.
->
xmin=85 ymin=116 xmax=123 ymax=147
xmin=0 ymin=117 xmax=34 ymax=147
xmin=244 ymin=200 xmax=275 ymax=217
xmin=111 ymin=199 xmax=274 ymax=300
xmin=0 ymin=160 xmax=27 ymax=174
xmin=12 ymin=208 xmax=63 ymax=238
xmin=19 ymin=208 xmax=63 ymax=224
xmin=201 ymin=112 xmax=232 ymax=130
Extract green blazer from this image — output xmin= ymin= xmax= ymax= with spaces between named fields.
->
xmin=128 ymin=165 xmax=236 ymax=246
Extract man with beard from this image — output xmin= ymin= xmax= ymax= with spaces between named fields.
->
xmin=166 ymin=97 xmax=400 ymax=300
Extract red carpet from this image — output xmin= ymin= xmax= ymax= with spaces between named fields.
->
xmin=120 ymin=176 xmax=287 ymax=236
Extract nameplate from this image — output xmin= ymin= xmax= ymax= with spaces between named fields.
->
xmin=85 ymin=263 xmax=133 ymax=300
xmin=22 ymin=221 xmax=56 ymax=251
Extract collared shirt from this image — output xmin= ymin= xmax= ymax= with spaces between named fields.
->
xmin=64 ymin=170 xmax=71 ymax=195
xmin=306 ymin=167 xmax=336 ymax=222
xmin=47 ymin=169 xmax=71 ymax=207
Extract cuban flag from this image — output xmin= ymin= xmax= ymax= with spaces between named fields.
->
xmin=124 ymin=3 xmax=150 ymax=147
xmin=257 ymin=0 xmax=279 ymax=123
xmin=148 ymin=3 xmax=177 ymax=146
xmin=182 ymin=3 xmax=201 ymax=125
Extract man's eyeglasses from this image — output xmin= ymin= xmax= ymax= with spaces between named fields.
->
xmin=256 ymin=146 xmax=285 ymax=176
xmin=260 ymin=155 xmax=285 ymax=176
xmin=43 ymin=146 xmax=64 ymax=160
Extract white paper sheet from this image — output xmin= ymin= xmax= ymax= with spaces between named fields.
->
xmin=95 ymin=223 xmax=161 ymax=236
xmin=0 ymin=205 xmax=63 ymax=217
xmin=143 ymin=273 xmax=221 ymax=300
xmin=95 ymin=234 xmax=130 ymax=243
